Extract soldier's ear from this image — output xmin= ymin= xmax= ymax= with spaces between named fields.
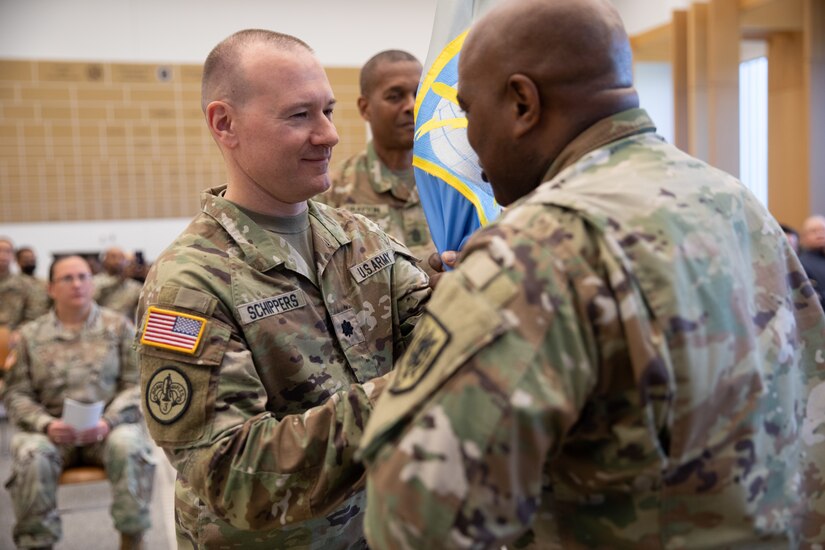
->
xmin=357 ymin=96 xmax=370 ymax=122
xmin=206 ymin=101 xmax=238 ymax=148
xmin=507 ymin=74 xmax=540 ymax=138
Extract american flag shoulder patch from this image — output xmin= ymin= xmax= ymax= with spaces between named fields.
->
xmin=140 ymin=306 xmax=207 ymax=355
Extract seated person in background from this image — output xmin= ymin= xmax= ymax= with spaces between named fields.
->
xmin=94 ymin=246 xmax=143 ymax=322
xmin=780 ymin=222 xmax=800 ymax=254
xmin=16 ymin=246 xmax=40 ymax=279
xmin=3 ymin=256 xmax=155 ymax=550
xmin=15 ymin=245 xmax=52 ymax=311
xmin=135 ymin=29 xmax=430 ymax=549
xmin=0 ymin=237 xmax=50 ymax=332
xmin=799 ymin=215 xmax=825 ymax=304
xmin=318 ymin=50 xmax=438 ymax=274
xmin=359 ymin=0 xmax=825 ymax=547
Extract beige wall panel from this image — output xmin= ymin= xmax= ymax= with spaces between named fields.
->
xmin=75 ymin=86 xmax=125 ymax=102
xmin=707 ymin=0 xmax=740 ymax=176
xmin=0 ymin=85 xmax=17 ymax=101
xmin=0 ymin=58 xmax=362 ymax=223
xmin=111 ymin=64 xmax=163 ymax=83
xmin=77 ymin=106 xmax=109 ymax=119
xmin=38 ymin=62 xmax=88 ymax=82
xmin=0 ymin=61 xmax=33 ymax=81
xmin=2 ymin=105 xmax=36 ymax=119
xmin=768 ymin=32 xmax=807 ymax=228
xmin=687 ymin=2 xmax=709 ymax=161
xmin=40 ymin=106 xmax=73 ymax=119
xmin=671 ymin=10 xmax=689 ymax=152
xmin=128 ymin=88 xmax=175 ymax=102
xmin=19 ymin=86 xmax=71 ymax=101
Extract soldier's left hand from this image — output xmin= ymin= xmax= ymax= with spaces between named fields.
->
xmin=427 ymin=250 xmax=459 ymax=289
xmin=76 ymin=419 xmax=111 ymax=445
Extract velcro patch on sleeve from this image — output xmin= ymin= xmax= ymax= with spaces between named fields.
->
xmin=390 ymin=312 xmax=450 ymax=394
xmin=236 ymin=290 xmax=306 ymax=325
xmin=140 ymin=306 xmax=207 ymax=355
xmin=349 ymin=249 xmax=395 ymax=283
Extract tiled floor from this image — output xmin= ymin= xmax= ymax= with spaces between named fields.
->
xmin=0 ymin=416 xmax=176 ymax=550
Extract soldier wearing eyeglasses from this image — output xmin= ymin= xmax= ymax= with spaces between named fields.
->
xmin=2 ymin=255 xmax=155 ymax=550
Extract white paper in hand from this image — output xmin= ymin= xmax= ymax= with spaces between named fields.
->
xmin=62 ymin=398 xmax=104 ymax=431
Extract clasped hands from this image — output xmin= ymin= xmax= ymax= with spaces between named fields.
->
xmin=46 ymin=418 xmax=110 ymax=446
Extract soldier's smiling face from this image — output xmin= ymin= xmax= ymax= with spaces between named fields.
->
xmin=230 ymin=46 xmax=339 ymax=204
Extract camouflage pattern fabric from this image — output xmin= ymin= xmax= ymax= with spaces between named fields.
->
xmin=319 ymin=141 xmax=438 ymax=275
xmin=0 ymin=272 xmax=50 ymax=330
xmin=135 ymin=186 xmax=430 ymax=549
xmin=94 ymin=272 xmax=143 ymax=323
xmin=2 ymin=304 xmax=154 ymax=548
xmin=360 ymin=109 xmax=825 ymax=549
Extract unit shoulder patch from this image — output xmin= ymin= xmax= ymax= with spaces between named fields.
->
xmin=145 ymin=366 xmax=192 ymax=425
xmin=140 ymin=306 xmax=207 ymax=355
xmin=390 ymin=312 xmax=450 ymax=394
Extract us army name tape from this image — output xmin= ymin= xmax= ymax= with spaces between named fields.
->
xmin=349 ymin=249 xmax=395 ymax=283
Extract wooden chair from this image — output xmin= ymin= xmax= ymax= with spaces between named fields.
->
xmin=58 ymin=465 xmax=110 ymax=512
xmin=59 ymin=465 xmax=108 ymax=485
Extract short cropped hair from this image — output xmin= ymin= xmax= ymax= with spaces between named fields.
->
xmin=15 ymin=246 xmax=33 ymax=262
xmin=359 ymin=50 xmax=420 ymax=96
xmin=201 ymin=29 xmax=313 ymax=112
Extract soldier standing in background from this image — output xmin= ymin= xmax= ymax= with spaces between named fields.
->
xmin=318 ymin=50 xmax=438 ymax=274
xmin=0 ymin=237 xmax=49 ymax=332
xmin=93 ymin=246 xmax=143 ymax=322
xmin=2 ymin=256 xmax=154 ymax=550
xmin=359 ymin=0 xmax=825 ymax=548
xmin=135 ymin=30 xmax=429 ymax=549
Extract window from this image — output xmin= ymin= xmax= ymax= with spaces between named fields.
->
xmin=739 ymin=56 xmax=768 ymax=206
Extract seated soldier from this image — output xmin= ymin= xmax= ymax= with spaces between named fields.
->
xmin=2 ymin=256 xmax=155 ymax=550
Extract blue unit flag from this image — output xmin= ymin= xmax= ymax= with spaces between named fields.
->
xmin=414 ymin=0 xmax=502 ymax=255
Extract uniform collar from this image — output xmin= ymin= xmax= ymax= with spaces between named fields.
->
xmin=542 ymin=108 xmax=657 ymax=183
xmin=200 ymin=185 xmax=352 ymax=279
xmin=50 ymin=302 xmax=101 ymax=340
xmin=365 ymin=142 xmax=418 ymax=203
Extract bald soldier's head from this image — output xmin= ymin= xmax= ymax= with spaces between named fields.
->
xmin=457 ymin=0 xmax=639 ymax=205
xmin=201 ymin=29 xmax=313 ymax=113
xmin=801 ymin=215 xmax=825 ymax=251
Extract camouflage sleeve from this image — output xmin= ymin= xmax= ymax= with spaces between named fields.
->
xmin=797 ymin=266 xmax=825 ymax=540
xmin=103 ymin=316 xmax=141 ymax=428
xmin=360 ymin=218 xmax=602 ymax=549
xmin=137 ymin=279 xmax=394 ymax=531
xmin=389 ymin=238 xmax=431 ymax=347
xmin=2 ymin=331 xmax=55 ymax=433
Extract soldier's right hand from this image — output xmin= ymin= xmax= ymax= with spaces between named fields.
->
xmin=46 ymin=419 xmax=77 ymax=446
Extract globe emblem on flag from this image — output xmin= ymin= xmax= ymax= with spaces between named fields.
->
xmin=423 ymin=92 xmax=484 ymax=185
xmin=413 ymin=27 xmax=500 ymax=243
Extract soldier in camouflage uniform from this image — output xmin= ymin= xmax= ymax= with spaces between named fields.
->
xmin=93 ymin=247 xmax=143 ymax=323
xmin=0 ymin=237 xmax=50 ymax=331
xmin=318 ymin=50 xmax=438 ymax=275
xmin=2 ymin=256 xmax=155 ymax=550
xmin=135 ymin=30 xmax=430 ymax=549
xmin=359 ymin=1 xmax=825 ymax=548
